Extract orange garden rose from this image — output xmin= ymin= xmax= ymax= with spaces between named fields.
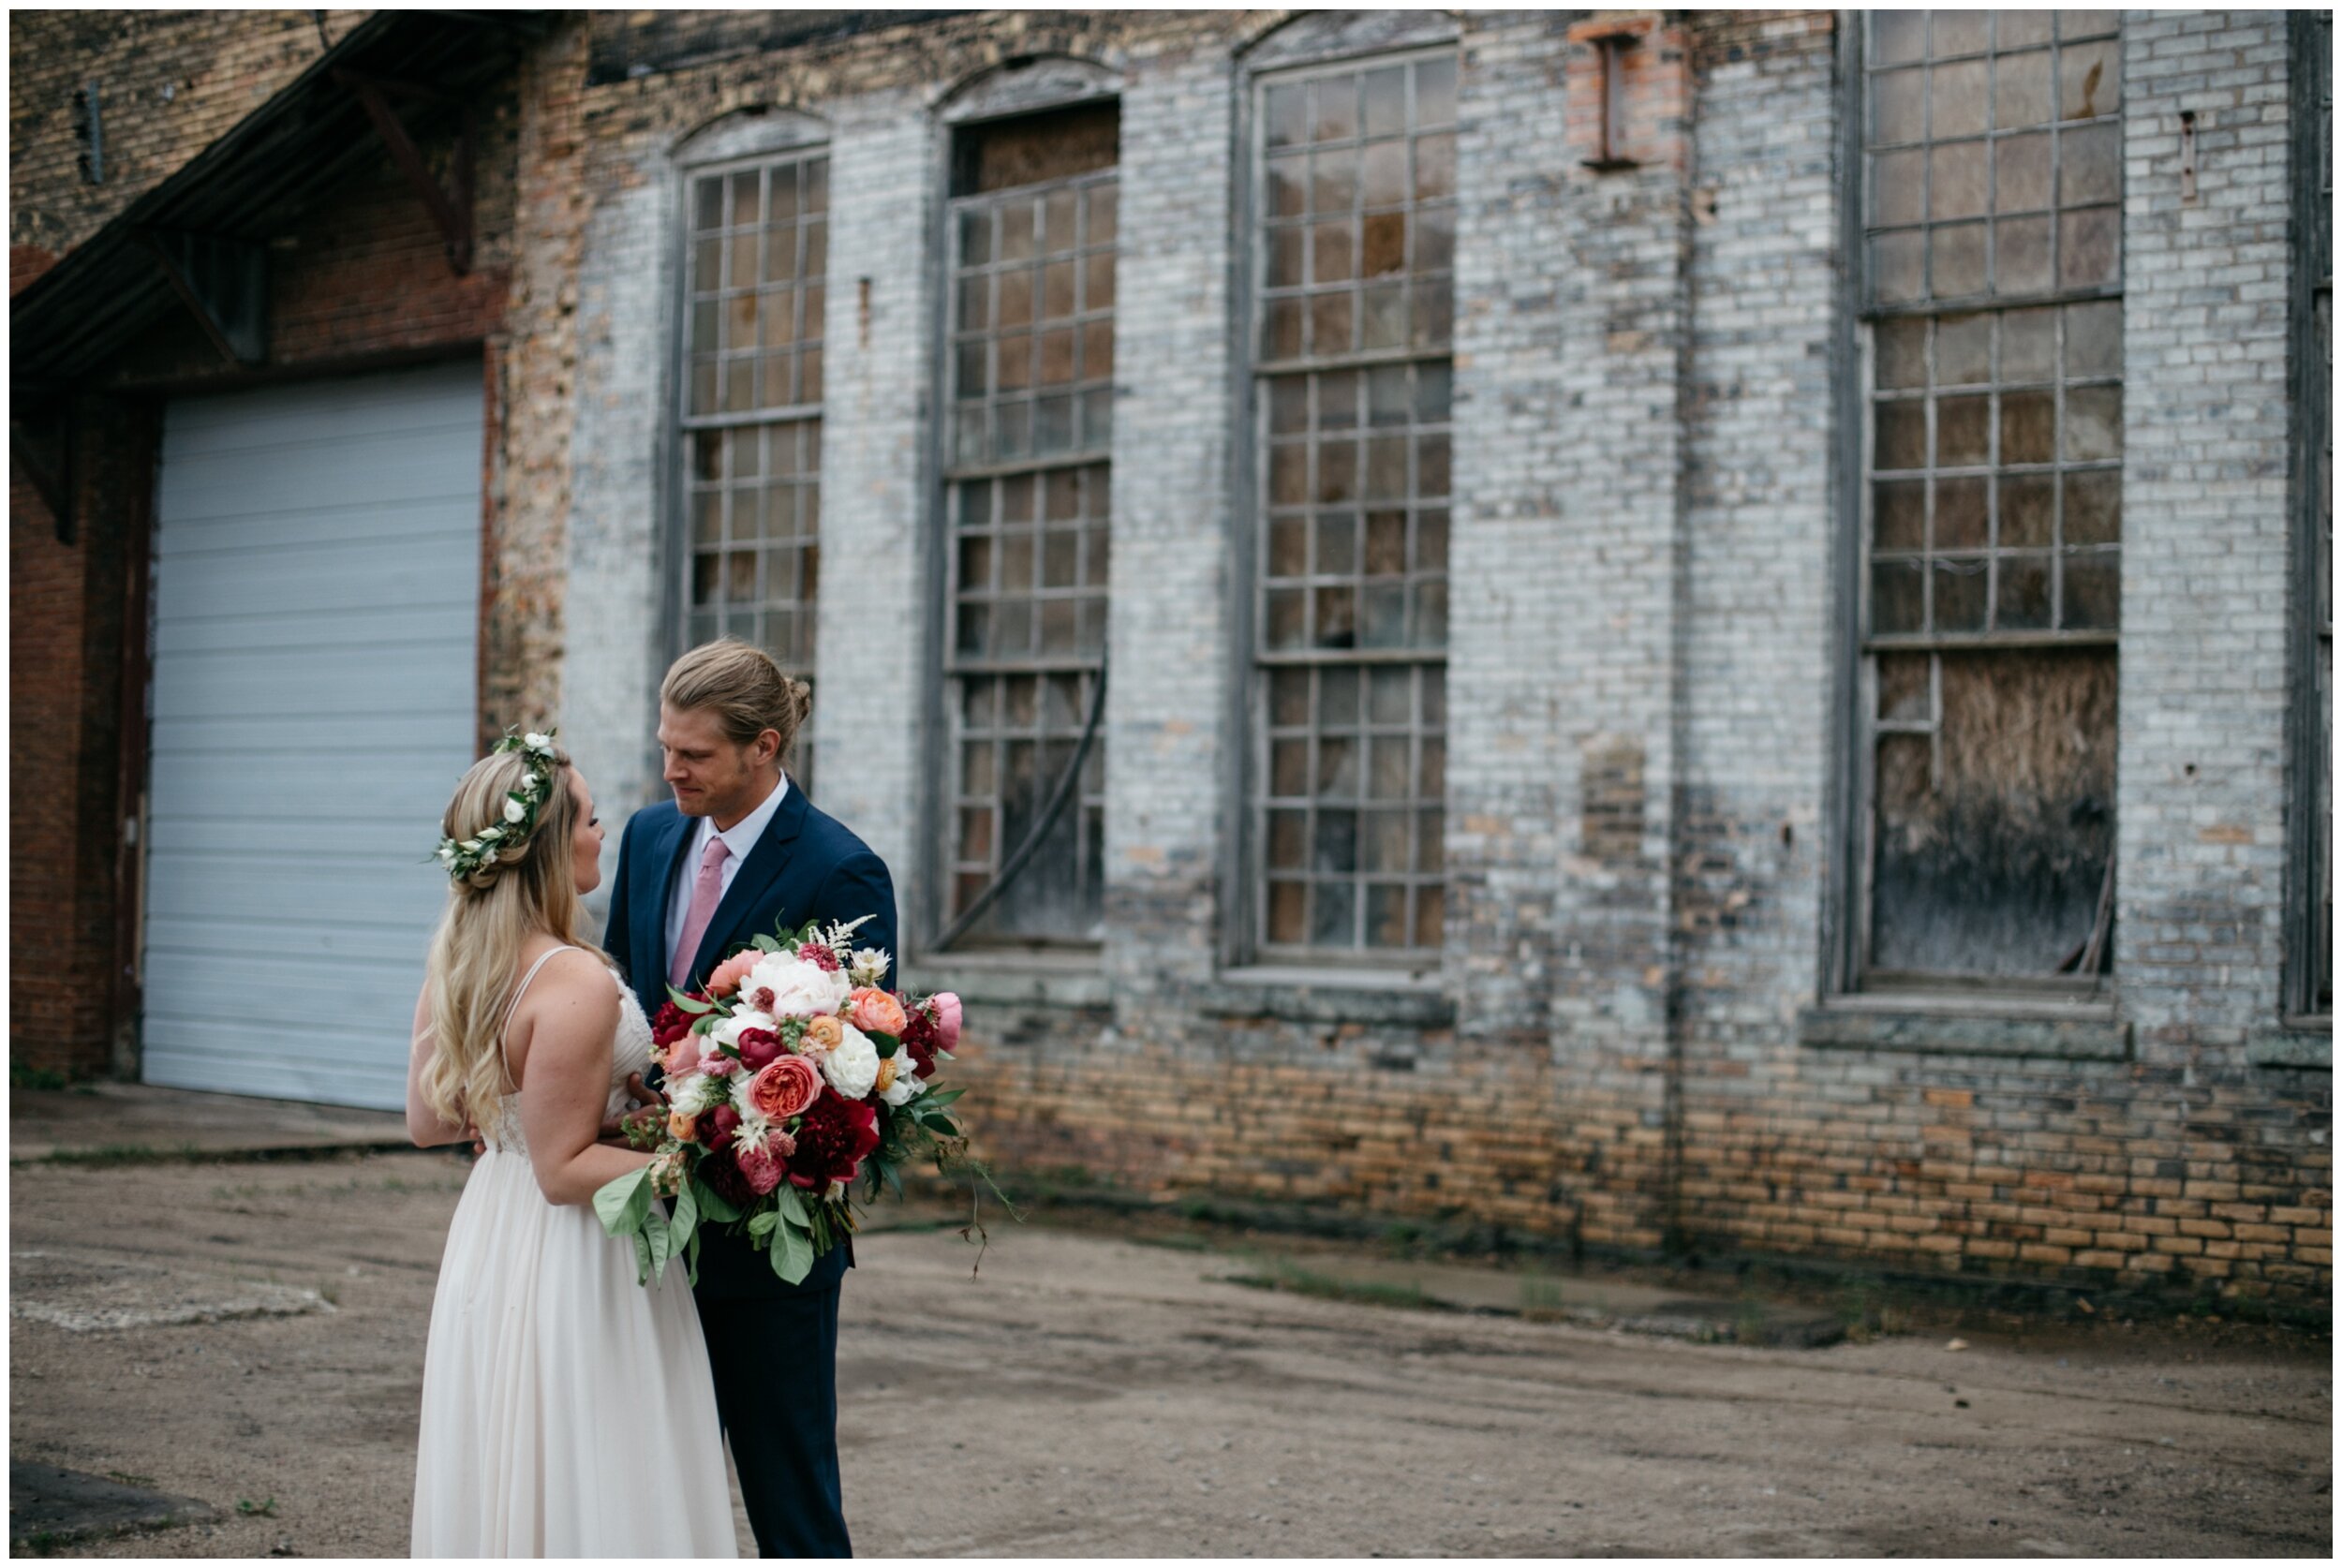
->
xmin=705 ymin=948 xmax=762 ymax=998
xmin=667 ymin=1107 xmax=699 ymax=1142
xmin=799 ymin=1015 xmax=844 ymax=1054
xmin=847 ymin=986 xmax=908 ymax=1039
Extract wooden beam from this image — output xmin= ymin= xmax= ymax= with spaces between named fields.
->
xmin=334 ymin=69 xmax=473 ymax=274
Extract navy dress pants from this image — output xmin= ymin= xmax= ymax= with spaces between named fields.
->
xmin=695 ymin=1287 xmax=852 ymax=1558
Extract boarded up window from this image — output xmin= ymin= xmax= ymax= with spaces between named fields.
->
xmin=1858 ymin=14 xmax=2122 ymax=984
xmin=1252 ymin=51 xmax=1455 ymax=961
xmin=680 ymin=152 xmax=827 ymax=792
xmin=941 ymin=109 xmax=1118 ymax=944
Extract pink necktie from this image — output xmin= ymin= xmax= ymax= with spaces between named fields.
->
xmin=669 ymin=836 xmax=733 ymax=989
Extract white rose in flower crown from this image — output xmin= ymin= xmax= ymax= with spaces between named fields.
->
xmin=709 ymin=1009 xmax=778 ymax=1050
xmin=847 ymin=946 xmax=891 ymax=987
xmin=741 ymin=953 xmax=852 ymax=1019
xmin=820 ymin=1021 xmax=882 ymax=1100
xmin=879 ymin=1058 xmax=926 ymax=1108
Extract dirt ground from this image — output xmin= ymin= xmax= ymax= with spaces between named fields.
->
xmin=7 ymin=1148 xmax=2332 ymax=1558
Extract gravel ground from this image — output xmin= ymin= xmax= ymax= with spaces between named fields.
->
xmin=7 ymin=1149 xmax=2331 ymax=1557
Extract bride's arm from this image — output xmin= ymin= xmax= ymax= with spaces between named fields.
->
xmin=513 ymin=955 xmax=656 ymax=1206
xmin=405 ymin=985 xmax=470 ymax=1148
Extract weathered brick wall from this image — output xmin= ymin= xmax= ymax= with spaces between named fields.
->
xmin=9 ymin=10 xmax=372 ymax=260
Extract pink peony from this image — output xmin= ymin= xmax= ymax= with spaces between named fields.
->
xmin=847 ymin=986 xmax=909 ymax=1039
xmin=660 ymin=1029 xmax=699 ymax=1079
xmin=734 ymin=1136 xmax=786 ymax=1195
xmin=747 ymin=1055 xmax=822 ymax=1120
xmin=931 ymin=992 xmax=963 ymax=1053
xmin=705 ymin=949 xmax=762 ymax=999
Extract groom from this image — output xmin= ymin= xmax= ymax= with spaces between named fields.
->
xmin=603 ymin=638 xmax=896 ymax=1559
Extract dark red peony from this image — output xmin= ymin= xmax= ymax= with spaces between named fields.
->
xmin=697 ymin=1146 xmax=756 ymax=1209
xmin=785 ymin=1087 xmax=880 ymax=1190
xmin=650 ymin=1001 xmax=696 ymax=1049
xmin=704 ymin=1103 xmax=741 ymax=1152
xmin=797 ymin=940 xmax=841 ymax=973
xmin=734 ymin=1027 xmax=783 ymax=1072
xmin=897 ymin=1006 xmax=940 ymax=1078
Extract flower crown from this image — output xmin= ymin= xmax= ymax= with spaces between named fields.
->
xmin=435 ymin=729 xmax=563 ymax=883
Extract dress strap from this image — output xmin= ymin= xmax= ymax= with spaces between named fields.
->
xmin=498 ymin=944 xmax=583 ymax=1087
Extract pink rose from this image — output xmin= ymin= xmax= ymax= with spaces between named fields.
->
xmin=847 ymin=986 xmax=908 ymax=1039
xmin=931 ymin=992 xmax=963 ymax=1053
xmin=748 ymin=1055 xmax=822 ymax=1121
xmin=734 ymin=1028 xmax=783 ymax=1072
xmin=660 ymin=1029 xmax=698 ymax=1078
xmin=705 ymin=949 xmax=762 ymax=999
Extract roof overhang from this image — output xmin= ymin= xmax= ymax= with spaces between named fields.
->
xmin=11 ymin=9 xmax=553 ymax=390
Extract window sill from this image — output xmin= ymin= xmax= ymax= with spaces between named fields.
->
xmin=899 ymin=949 xmax=1111 ymax=1010
xmin=1799 ymin=994 xmax=2130 ymax=1060
xmin=2248 ymin=1019 xmax=2332 ymax=1070
xmin=1196 ymin=966 xmax=1455 ymax=1028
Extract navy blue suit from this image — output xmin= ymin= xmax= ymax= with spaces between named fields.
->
xmin=603 ymin=778 xmax=895 ymax=1559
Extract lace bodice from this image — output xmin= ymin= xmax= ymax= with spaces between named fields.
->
xmin=484 ymin=955 xmax=657 ymax=1155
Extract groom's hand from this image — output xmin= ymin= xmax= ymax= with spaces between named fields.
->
xmin=597 ymin=1072 xmax=667 ymax=1147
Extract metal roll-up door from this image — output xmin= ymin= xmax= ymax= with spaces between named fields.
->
xmin=141 ymin=362 xmax=483 ymax=1109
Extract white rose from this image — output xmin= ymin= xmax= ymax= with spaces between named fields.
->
xmin=503 ymin=797 xmax=526 ymax=823
xmin=821 ymin=1022 xmax=881 ymax=1100
xmin=526 ymin=732 xmax=553 ymax=750
xmin=880 ymin=1060 xmax=926 ymax=1107
xmin=746 ymin=954 xmax=852 ymax=1019
xmin=709 ymin=1009 xmax=778 ymax=1050
xmin=671 ymin=1072 xmax=725 ymax=1116
xmin=848 ymin=947 xmax=892 ymax=987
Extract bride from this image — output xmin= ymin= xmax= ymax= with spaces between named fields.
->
xmin=404 ymin=732 xmax=736 ymax=1558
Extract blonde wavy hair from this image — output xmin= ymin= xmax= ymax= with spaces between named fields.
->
xmin=418 ymin=741 xmax=604 ymax=1132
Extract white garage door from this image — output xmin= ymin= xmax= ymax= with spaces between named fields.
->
xmin=142 ymin=362 xmax=483 ymax=1109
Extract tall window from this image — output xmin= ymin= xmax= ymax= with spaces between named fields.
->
xmin=2291 ymin=11 xmax=2332 ymax=1018
xmin=678 ymin=151 xmax=828 ymax=791
xmin=1855 ymin=12 xmax=2123 ymax=984
xmin=1247 ymin=52 xmax=1455 ymax=964
xmin=941 ymin=103 xmax=1118 ymax=944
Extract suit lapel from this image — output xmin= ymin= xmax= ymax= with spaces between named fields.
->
xmin=687 ymin=782 xmax=810 ymax=986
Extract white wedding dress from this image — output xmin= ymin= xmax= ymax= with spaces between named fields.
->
xmin=411 ymin=946 xmax=738 ymax=1558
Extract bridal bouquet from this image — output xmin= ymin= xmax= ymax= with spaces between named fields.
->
xmin=593 ymin=914 xmax=967 ymax=1286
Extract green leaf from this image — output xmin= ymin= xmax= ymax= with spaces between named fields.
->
xmin=867 ymin=1031 xmax=898 ymax=1059
xmin=922 ymin=1115 xmax=963 ymax=1138
xmin=593 ymin=1166 xmax=653 ymax=1238
xmin=665 ymin=984 xmax=717 ymax=1014
xmin=630 ymin=1229 xmax=653 ymax=1285
xmin=752 ymin=933 xmax=779 ymax=953
xmin=686 ymin=1226 xmax=703 ymax=1288
xmin=643 ymin=1202 xmax=673 ymax=1283
xmin=669 ymin=1182 xmax=700 ymax=1256
xmin=775 ymin=1184 xmax=811 ymax=1230
xmin=917 ymin=1087 xmax=965 ymax=1112
xmin=882 ymin=1160 xmax=905 ymax=1201
xmin=747 ymin=1210 xmax=779 ymax=1237
xmin=772 ymin=1220 xmax=815 ymax=1284
xmin=692 ymin=1174 xmax=742 ymax=1224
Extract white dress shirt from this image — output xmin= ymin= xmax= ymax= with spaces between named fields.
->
xmin=665 ymin=773 xmax=789 ymax=976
